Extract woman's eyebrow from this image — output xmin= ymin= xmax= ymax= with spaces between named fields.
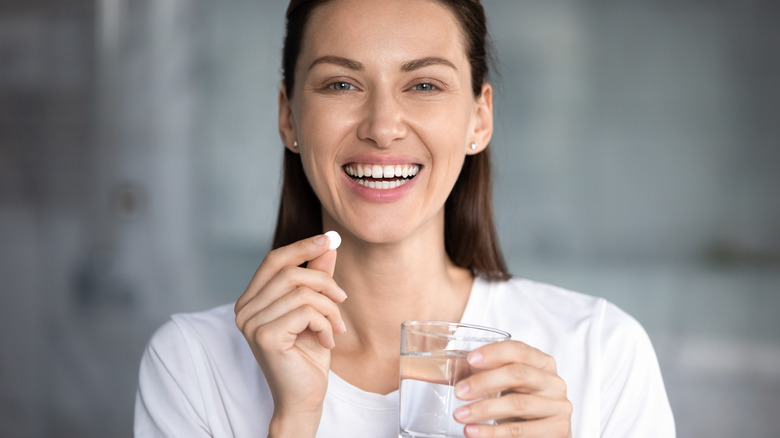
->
xmin=307 ymin=56 xmax=457 ymax=73
xmin=308 ymin=56 xmax=364 ymax=71
xmin=401 ymin=57 xmax=457 ymax=72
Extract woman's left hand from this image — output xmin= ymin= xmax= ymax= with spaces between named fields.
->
xmin=452 ymin=340 xmax=573 ymax=438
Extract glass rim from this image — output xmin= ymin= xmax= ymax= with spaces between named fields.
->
xmin=401 ymin=320 xmax=511 ymax=342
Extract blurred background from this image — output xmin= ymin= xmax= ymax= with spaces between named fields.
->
xmin=1 ymin=0 xmax=778 ymax=436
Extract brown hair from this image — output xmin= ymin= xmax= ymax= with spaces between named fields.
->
xmin=273 ymin=0 xmax=509 ymax=281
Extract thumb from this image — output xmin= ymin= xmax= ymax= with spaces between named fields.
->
xmin=307 ymin=231 xmax=340 ymax=275
xmin=308 ymin=248 xmax=337 ymax=276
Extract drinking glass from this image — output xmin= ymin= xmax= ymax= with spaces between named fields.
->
xmin=399 ymin=321 xmax=511 ymax=438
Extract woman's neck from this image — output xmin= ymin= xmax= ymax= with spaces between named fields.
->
xmin=331 ymin=229 xmax=473 ymax=352
xmin=327 ymin=228 xmax=474 ymax=394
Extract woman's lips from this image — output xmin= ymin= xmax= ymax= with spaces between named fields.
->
xmin=343 ymin=163 xmax=420 ymax=190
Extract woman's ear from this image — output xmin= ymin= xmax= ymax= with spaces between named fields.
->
xmin=467 ymin=82 xmax=494 ymax=155
xmin=278 ymin=84 xmax=298 ymax=153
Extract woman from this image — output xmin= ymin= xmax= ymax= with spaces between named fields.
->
xmin=135 ymin=0 xmax=675 ymax=437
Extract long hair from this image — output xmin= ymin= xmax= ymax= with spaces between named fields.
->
xmin=273 ymin=0 xmax=510 ymax=281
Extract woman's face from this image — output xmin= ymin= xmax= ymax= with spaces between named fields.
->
xmin=279 ymin=0 xmax=493 ymax=244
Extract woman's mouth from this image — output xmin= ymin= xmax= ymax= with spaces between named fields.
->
xmin=344 ymin=163 xmax=420 ymax=189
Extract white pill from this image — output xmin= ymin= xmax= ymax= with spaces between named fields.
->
xmin=324 ymin=231 xmax=341 ymax=250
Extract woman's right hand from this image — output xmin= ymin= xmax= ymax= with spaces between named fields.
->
xmin=234 ymin=234 xmax=347 ymax=437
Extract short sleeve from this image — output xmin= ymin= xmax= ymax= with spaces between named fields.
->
xmin=134 ymin=320 xmax=211 ymax=437
xmin=598 ymin=302 xmax=675 ymax=437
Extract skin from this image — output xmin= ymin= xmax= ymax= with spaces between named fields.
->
xmin=234 ymin=0 xmax=573 ymax=437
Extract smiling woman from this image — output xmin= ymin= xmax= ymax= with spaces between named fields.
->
xmin=134 ymin=1 xmax=675 ymax=437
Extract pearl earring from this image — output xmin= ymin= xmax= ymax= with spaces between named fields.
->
xmin=293 ymin=140 xmax=298 ymax=148
xmin=470 ymin=142 xmax=478 ymax=151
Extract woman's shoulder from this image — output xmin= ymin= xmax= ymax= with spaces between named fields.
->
xmin=169 ymin=302 xmax=237 ymax=330
xmin=473 ymin=276 xmax=643 ymax=336
xmin=478 ymin=276 xmax=606 ymax=314
xmin=146 ymin=303 xmax=243 ymax=355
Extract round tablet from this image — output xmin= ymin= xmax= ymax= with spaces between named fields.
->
xmin=324 ymin=230 xmax=341 ymax=250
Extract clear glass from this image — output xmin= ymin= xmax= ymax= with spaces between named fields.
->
xmin=399 ymin=321 xmax=511 ymax=438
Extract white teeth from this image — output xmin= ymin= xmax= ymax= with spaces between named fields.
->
xmin=344 ymin=163 xmax=421 ymax=189
xmin=351 ymin=163 xmax=420 ymax=178
xmin=355 ymin=178 xmax=409 ymax=190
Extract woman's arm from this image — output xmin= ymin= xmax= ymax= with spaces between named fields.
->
xmin=134 ymin=321 xmax=211 ymax=437
xmin=598 ymin=303 xmax=675 ymax=437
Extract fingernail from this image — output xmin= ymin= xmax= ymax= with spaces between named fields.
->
xmin=313 ymin=234 xmax=328 ymax=246
xmin=465 ymin=425 xmax=480 ymax=436
xmin=455 ymin=382 xmax=469 ymax=398
xmin=337 ymin=287 xmax=348 ymax=300
xmin=454 ymin=406 xmax=469 ymax=421
xmin=339 ymin=321 xmax=347 ymax=333
xmin=467 ymin=351 xmax=483 ymax=365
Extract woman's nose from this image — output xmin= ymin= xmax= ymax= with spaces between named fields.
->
xmin=356 ymin=89 xmax=407 ymax=148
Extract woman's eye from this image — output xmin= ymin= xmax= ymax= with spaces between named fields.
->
xmin=412 ymin=83 xmax=438 ymax=92
xmin=328 ymin=81 xmax=356 ymax=91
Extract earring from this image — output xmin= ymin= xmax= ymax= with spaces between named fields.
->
xmin=293 ymin=140 xmax=298 ymax=148
xmin=470 ymin=142 xmax=478 ymax=151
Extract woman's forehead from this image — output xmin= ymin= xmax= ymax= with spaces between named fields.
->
xmin=298 ymin=0 xmax=467 ymax=64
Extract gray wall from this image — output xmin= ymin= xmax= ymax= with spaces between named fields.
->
xmin=1 ymin=0 xmax=778 ymax=436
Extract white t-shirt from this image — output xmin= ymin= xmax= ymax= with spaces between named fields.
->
xmin=134 ymin=277 xmax=675 ymax=437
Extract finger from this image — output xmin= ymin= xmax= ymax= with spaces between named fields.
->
xmin=236 ymin=267 xmax=346 ymax=333
xmin=463 ymin=415 xmax=571 ymax=438
xmin=468 ymin=340 xmax=557 ymax=374
xmin=236 ymin=263 xmax=346 ymax=319
xmin=239 ymin=286 xmax=346 ymax=336
xmin=262 ymin=264 xmax=345 ymax=305
xmin=456 ymin=364 xmax=552 ymax=401
xmin=237 ymin=234 xmax=332 ymax=309
xmin=254 ymin=305 xmax=337 ymax=351
xmin=454 ymin=393 xmax=569 ymax=424
xmin=307 ymin=247 xmax=337 ymax=276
